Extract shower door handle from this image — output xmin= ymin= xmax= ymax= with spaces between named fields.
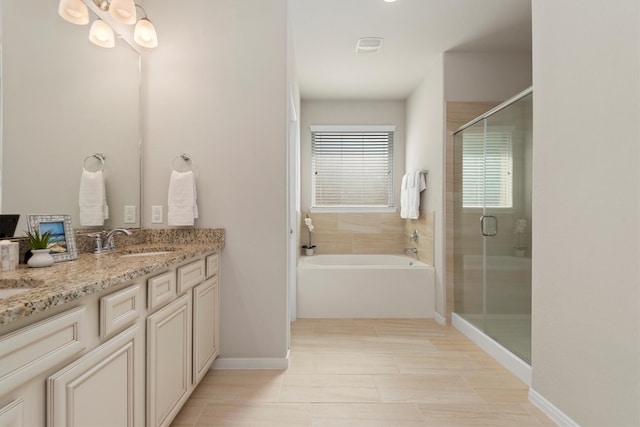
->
xmin=480 ymin=215 xmax=498 ymax=237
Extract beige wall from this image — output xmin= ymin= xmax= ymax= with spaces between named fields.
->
xmin=531 ymin=0 xmax=640 ymax=425
xmin=405 ymin=56 xmax=446 ymax=319
xmin=143 ymin=0 xmax=289 ymax=362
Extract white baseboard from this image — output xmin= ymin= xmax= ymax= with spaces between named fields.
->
xmin=529 ymin=388 xmax=579 ymax=427
xmin=452 ymin=313 xmax=531 ymax=385
xmin=212 ymin=351 xmax=290 ymax=370
xmin=434 ymin=311 xmax=446 ymax=325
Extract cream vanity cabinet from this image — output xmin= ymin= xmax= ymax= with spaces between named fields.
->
xmin=147 ymin=252 xmax=220 ymax=427
xmin=45 ymin=252 xmax=220 ymax=427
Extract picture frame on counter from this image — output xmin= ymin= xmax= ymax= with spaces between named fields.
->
xmin=27 ymin=214 xmax=78 ymax=262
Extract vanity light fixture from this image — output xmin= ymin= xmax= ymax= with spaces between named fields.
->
xmin=89 ymin=19 xmax=115 ymax=48
xmin=133 ymin=5 xmax=158 ymax=48
xmin=58 ymin=0 xmax=89 ymax=25
xmin=59 ymin=0 xmax=159 ymax=49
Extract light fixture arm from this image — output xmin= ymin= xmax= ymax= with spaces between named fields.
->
xmin=134 ymin=4 xmax=148 ymax=19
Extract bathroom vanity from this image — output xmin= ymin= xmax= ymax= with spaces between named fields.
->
xmin=0 ymin=228 xmax=224 ymax=427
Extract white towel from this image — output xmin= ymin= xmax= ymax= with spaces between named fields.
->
xmin=400 ymin=171 xmax=427 ymax=219
xmin=79 ymin=170 xmax=109 ymax=226
xmin=167 ymin=170 xmax=198 ymax=226
xmin=400 ymin=173 xmax=409 ymax=218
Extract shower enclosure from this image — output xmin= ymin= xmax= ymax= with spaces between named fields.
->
xmin=452 ymin=88 xmax=533 ymax=365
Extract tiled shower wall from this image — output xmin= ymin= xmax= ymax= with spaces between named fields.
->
xmin=300 ymin=211 xmax=434 ymax=266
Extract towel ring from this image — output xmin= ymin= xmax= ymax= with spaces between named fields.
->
xmin=83 ymin=153 xmax=105 ymax=172
xmin=172 ymin=153 xmax=195 ymax=172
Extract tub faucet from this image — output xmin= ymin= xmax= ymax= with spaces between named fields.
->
xmin=103 ymin=228 xmax=133 ymax=251
xmin=403 ymin=247 xmax=418 ymax=256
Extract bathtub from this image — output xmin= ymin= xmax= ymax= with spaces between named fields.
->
xmin=297 ymin=254 xmax=435 ymax=318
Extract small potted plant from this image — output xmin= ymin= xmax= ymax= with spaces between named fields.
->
xmin=24 ymin=229 xmax=54 ymax=268
xmin=302 ymin=215 xmax=316 ymax=256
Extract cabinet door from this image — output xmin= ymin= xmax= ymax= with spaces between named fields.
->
xmin=147 ymin=293 xmax=192 ymax=427
xmin=0 ymin=398 xmax=24 ymax=427
xmin=47 ymin=325 xmax=144 ymax=427
xmin=193 ymin=277 xmax=219 ymax=385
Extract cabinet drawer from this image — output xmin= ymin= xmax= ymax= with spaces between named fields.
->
xmin=148 ymin=271 xmax=177 ymax=311
xmin=100 ymin=283 xmax=143 ymax=339
xmin=206 ymin=253 xmax=218 ymax=278
xmin=0 ymin=306 xmax=86 ymax=393
xmin=177 ymin=259 xmax=205 ymax=293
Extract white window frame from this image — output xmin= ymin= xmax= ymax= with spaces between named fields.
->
xmin=310 ymin=125 xmax=396 ymax=213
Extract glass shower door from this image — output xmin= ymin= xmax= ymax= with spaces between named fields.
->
xmin=453 ymin=90 xmax=533 ymax=364
xmin=483 ymin=93 xmax=532 ymax=363
xmin=453 ymin=120 xmax=486 ymax=332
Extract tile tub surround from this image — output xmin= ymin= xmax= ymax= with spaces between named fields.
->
xmin=0 ymin=228 xmax=224 ymax=326
xmin=300 ymin=212 xmax=434 ymax=265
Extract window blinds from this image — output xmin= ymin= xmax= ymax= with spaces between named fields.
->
xmin=462 ymin=132 xmax=513 ymax=208
xmin=312 ymin=128 xmax=394 ymax=207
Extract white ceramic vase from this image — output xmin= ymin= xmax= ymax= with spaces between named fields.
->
xmin=28 ymin=249 xmax=54 ymax=268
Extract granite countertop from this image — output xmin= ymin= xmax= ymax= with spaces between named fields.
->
xmin=0 ymin=228 xmax=224 ymax=327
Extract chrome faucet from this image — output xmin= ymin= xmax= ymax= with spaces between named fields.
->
xmin=91 ymin=228 xmax=133 ymax=253
xmin=403 ymin=247 xmax=418 ymax=254
xmin=103 ymin=228 xmax=132 ymax=250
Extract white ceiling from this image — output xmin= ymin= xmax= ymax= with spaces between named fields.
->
xmin=289 ymin=0 xmax=532 ymax=100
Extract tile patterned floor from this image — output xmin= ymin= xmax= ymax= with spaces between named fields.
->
xmin=171 ymin=318 xmax=555 ymax=426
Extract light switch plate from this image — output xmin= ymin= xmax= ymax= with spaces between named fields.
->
xmin=151 ymin=206 xmax=163 ymax=224
xmin=124 ymin=205 xmax=136 ymax=224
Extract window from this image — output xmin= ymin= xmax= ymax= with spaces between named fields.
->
xmin=462 ymin=131 xmax=513 ymax=208
xmin=311 ymin=125 xmax=394 ymax=209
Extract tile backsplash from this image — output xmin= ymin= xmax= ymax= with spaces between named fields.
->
xmin=300 ymin=211 xmax=434 ymax=265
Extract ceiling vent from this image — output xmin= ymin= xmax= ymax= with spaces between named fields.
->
xmin=356 ymin=37 xmax=383 ymax=54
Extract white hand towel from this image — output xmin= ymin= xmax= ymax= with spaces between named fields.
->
xmin=168 ymin=170 xmax=198 ymax=226
xmin=407 ymin=171 xmax=427 ymax=219
xmin=400 ymin=173 xmax=409 ymax=219
xmin=79 ymin=169 xmax=109 ymax=226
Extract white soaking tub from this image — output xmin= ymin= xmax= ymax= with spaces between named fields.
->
xmin=297 ymin=254 xmax=435 ymax=318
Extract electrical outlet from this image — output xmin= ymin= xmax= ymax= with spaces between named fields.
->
xmin=124 ymin=205 xmax=136 ymax=224
xmin=151 ymin=206 xmax=163 ymax=224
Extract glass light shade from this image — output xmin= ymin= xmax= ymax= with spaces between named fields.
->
xmin=134 ymin=18 xmax=158 ymax=48
xmin=89 ymin=20 xmax=115 ymax=48
xmin=109 ymin=0 xmax=137 ymax=24
xmin=58 ymin=0 xmax=89 ymax=25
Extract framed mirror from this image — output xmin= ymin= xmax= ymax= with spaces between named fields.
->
xmin=0 ymin=0 xmax=142 ymax=235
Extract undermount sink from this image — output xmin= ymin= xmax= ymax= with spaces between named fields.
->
xmin=120 ymin=251 xmax=173 ymax=258
xmin=0 ymin=288 xmax=31 ymax=299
